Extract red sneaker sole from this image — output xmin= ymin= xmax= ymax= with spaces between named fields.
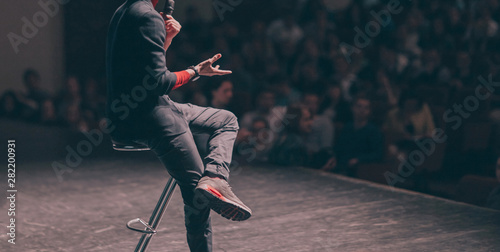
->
xmin=196 ymin=187 xmax=251 ymax=221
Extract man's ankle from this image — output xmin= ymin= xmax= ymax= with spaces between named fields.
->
xmin=204 ymin=172 xmax=226 ymax=181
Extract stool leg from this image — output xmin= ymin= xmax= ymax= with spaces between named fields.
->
xmin=133 ymin=177 xmax=177 ymax=252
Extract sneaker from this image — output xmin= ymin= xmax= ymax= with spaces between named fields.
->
xmin=195 ymin=176 xmax=252 ymax=221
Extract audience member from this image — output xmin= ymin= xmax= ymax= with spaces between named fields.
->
xmin=271 ymin=76 xmax=301 ymax=107
xmin=0 ymin=91 xmax=23 ymax=119
xmin=318 ymin=83 xmax=351 ymax=124
xmin=56 ymin=76 xmax=82 ymax=119
xmin=268 ymin=105 xmax=311 ymax=166
xmin=330 ymin=96 xmax=384 ymax=176
xmin=39 ymin=99 xmax=58 ymax=125
xmin=267 ymin=12 xmax=304 ymax=47
xmin=62 ymin=103 xmax=89 ymax=132
xmin=17 ymin=69 xmax=51 ymax=121
xmin=240 ymin=89 xmax=284 ymax=131
xmin=486 ymin=157 xmax=500 ymax=210
xmin=82 ymin=77 xmax=105 ymax=122
xmin=332 ymin=56 xmax=359 ymax=102
xmin=236 ymin=117 xmax=274 ymax=163
xmin=208 ymin=79 xmax=233 ymax=109
xmin=302 ymin=92 xmax=334 ymax=154
xmin=22 ymin=69 xmax=51 ymax=105
xmin=383 ymin=91 xmax=436 ymax=153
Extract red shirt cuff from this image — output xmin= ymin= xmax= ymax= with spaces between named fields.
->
xmin=173 ymin=70 xmax=191 ymax=90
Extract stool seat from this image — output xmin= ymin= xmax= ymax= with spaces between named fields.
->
xmin=112 ymin=140 xmax=150 ymax=151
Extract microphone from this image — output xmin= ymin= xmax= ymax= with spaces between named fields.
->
xmin=155 ymin=0 xmax=175 ymax=15
xmin=164 ymin=0 xmax=175 ymax=15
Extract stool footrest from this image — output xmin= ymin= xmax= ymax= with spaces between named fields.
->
xmin=125 ymin=177 xmax=177 ymax=252
xmin=113 ymin=144 xmax=150 ymax=151
xmin=126 ymin=218 xmax=156 ymax=234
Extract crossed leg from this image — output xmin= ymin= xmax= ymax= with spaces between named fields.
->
xmin=142 ymin=100 xmax=238 ymax=252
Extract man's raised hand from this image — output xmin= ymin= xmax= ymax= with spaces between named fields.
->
xmin=160 ymin=13 xmax=181 ymax=41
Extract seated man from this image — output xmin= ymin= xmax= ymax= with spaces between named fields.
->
xmin=208 ymin=79 xmax=234 ymax=109
xmin=268 ymin=104 xmax=336 ymax=169
xmin=301 ymin=92 xmax=334 ymax=156
xmin=383 ymin=90 xmax=435 ymax=156
xmin=268 ymin=105 xmax=312 ymax=166
xmin=236 ymin=117 xmax=274 ymax=163
xmin=329 ymin=96 xmax=384 ymax=176
xmin=106 ymin=1 xmax=251 ymax=251
xmin=238 ymin=89 xmax=286 ymax=150
xmin=240 ymin=89 xmax=283 ymax=130
xmin=17 ymin=69 xmax=51 ymax=121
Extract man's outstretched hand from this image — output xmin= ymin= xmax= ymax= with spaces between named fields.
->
xmin=196 ymin=54 xmax=232 ymax=76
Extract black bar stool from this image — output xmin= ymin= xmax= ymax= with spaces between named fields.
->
xmin=113 ymin=140 xmax=177 ymax=252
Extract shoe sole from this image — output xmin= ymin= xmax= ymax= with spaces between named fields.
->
xmin=195 ymin=185 xmax=251 ymax=221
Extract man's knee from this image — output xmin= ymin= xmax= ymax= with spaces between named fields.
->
xmin=220 ymin=110 xmax=239 ymax=130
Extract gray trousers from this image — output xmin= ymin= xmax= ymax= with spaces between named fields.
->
xmin=138 ymin=97 xmax=238 ymax=252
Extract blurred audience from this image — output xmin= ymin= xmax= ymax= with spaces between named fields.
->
xmin=1 ymin=70 xmax=103 ymax=132
xmin=4 ymin=1 xmax=500 ymax=200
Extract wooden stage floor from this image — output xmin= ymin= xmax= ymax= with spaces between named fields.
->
xmin=1 ymin=153 xmax=499 ymax=252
